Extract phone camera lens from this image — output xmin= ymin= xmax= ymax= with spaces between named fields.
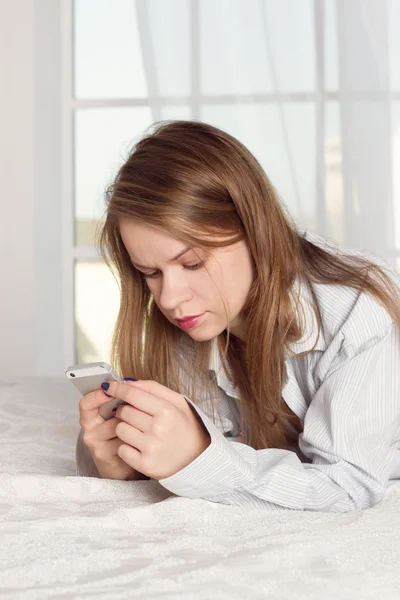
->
xmin=70 ymin=373 xmax=75 ymax=378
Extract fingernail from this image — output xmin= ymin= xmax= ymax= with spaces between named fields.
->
xmin=124 ymin=378 xmax=138 ymax=381
xmin=112 ymin=407 xmax=117 ymax=414
xmin=104 ymin=392 xmax=112 ymax=398
xmin=101 ymin=382 xmax=110 ymax=391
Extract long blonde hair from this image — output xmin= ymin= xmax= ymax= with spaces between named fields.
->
xmin=96 ymin=120 xmax=400 ymax=450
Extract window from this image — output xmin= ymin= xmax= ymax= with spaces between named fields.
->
xmin=67 ymin=0 xmax=400 ymax=363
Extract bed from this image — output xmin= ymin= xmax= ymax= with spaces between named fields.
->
xmin=2 ymin=375 xmax=400 ymax=599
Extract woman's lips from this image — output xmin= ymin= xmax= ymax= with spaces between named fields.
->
xmin=176 ymin=313 xmax=206 ymax=330
xmin=177 ymin=314 xmax=202 ymax=322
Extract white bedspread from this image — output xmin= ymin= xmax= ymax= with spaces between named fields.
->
xmin=1 ymin=376 xmax=400 ymax=599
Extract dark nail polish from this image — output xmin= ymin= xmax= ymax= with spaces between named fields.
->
xmin=101 ymin=382 xmax=110 ymax=391
xmin=112 ymin=407 xmax=117 ymax=414
xmin=124 ymin=378 xmax=138 ymax=381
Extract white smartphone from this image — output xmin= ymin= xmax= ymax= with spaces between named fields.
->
xmin=65 ymin=361 xmax=128 ymax=421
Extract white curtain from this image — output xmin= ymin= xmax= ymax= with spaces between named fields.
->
xmin=75 ymin=0 xmax=400 ymax=265
xmin=70 ymin=0 xmax=400 ymax=366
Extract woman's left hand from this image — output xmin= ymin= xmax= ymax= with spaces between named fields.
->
xmin=104 ymin=379 xmax=211 ymax=480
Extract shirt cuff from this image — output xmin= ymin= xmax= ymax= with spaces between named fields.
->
xmin=158 ymin=396 xmax=253 ymax=498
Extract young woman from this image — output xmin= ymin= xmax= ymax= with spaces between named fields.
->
xmin=76 ymin=120 xmax=400 ymax=513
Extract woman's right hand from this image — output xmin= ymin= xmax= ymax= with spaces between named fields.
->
xmin=78 ymin=387 xmax=149 ymax=481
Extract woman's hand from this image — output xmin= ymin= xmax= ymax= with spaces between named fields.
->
xmin=78 ymin=388 xmax=148 ymax=481
xmin=104 ymin=379 xmax=211 ymax=480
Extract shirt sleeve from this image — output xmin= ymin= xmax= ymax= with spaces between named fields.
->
xmin=158 ymin=319 xmax=400 ymax=512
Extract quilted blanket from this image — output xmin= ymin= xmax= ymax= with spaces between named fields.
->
xmin=1 ymin=376 xmax=400 ymax=599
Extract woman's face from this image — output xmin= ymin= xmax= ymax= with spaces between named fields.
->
xmin=119 ymin=219 xmax=254 ymax=342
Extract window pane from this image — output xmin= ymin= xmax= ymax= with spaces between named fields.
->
xmin=75 ymin=260 xmax=120 ymax=365
xmin=74 ymin=107 xmax=153 ymax=247
xmin=324 ymin=0 xmax=339 ymax=91
xmin=200 ymin=104 xmax=316 ymax=230
xmin=74 ymin=0 xmax=147 ymax=98
xmin=393 ymin=103 xmax=400 ymax=251
xmin=160 ymin=106 xmax=192 ymax=121
xmin=200 ymin=0 xmax=315 ymax=94
xmin=324 ymin=102 xmax=344 ymax=243
xmin=146 ymin=0 xmax=190 ymax=97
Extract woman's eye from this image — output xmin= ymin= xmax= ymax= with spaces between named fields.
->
xmin=143 ymin=262 xmax=203 ymax=280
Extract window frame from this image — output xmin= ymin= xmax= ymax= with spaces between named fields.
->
xmin=63 ymin=0 xmax=400 ymax=365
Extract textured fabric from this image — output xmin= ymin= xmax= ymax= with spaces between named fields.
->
xmin=76 ymin=231 xmax=400 ymax=512
xmin=4 ymin=376 xmax=400 ymax=598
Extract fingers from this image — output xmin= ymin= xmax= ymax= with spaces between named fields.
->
xmin=79 ymin=388 xmax=115 ymax=429
xmin=103 ymin=381 xmax=160 ymax=416
xmin=81 ymin=415 xmax=120 ymax=447
xmin=114 ymin=403 xmax=152 ymax=432
xmin=104 ymin=380 xmax=185 ymax=417
xmin=79 ymin=387 xmax=113 ymax=412
xmin=89 ymin=435 xmax=124 ymax=463
xmin=123 ymin=380 xmax=186 ymax=410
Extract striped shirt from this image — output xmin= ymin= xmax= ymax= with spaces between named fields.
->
xmin=75 ymin=231 xmax=400 ymax=512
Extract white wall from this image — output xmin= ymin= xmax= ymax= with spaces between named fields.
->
xmin=0 ymin=1 xmax=65 ymax=376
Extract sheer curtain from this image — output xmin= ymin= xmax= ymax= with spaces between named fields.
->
xmin=73 ymin=0 xmax=400 ymax=363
